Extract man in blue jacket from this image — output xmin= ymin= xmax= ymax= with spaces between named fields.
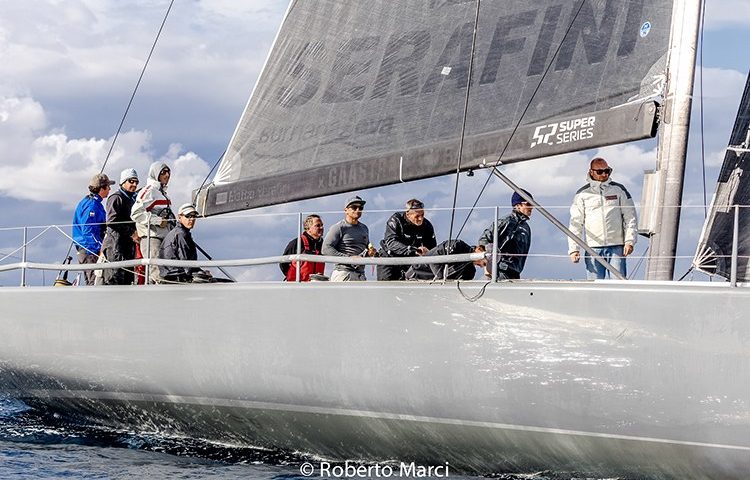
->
xmin=72 ymin=173 xmax=115 ymax=285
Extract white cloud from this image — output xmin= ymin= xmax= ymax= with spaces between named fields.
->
xmin=0 ymin=93 xmax=209 ymax=208
xmin=704 ymin=0 xmax=750 ymax=29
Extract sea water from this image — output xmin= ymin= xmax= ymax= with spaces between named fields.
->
xmin=0 ymin=397 xmax=606 ymax=480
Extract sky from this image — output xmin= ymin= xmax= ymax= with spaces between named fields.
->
xmin=0 ymin=0 xmax=749 ymax=286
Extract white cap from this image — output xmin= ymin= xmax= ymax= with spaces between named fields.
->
xmin=178 ymin=203 xmax=198 ymax=216
xmin=119 ymin=168 xmax=139 ymax=185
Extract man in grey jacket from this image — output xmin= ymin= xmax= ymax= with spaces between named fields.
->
xmin=322 ymin=195 xmax=376 ymax=281
xmin=568 ymin=158 xmax=637 ymax=279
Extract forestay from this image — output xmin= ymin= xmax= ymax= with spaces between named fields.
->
xmin=694 ymin=71 xmax=750 ymax=280
xmin=198 ymin=0 xmax=673 ymax=216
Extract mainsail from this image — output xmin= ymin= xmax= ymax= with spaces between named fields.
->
xmin=198 ymin=0 xmax=673 ymax=216
xmin=694 ymin=71 xmax=750 ymax=280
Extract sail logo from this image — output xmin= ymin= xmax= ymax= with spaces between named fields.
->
xmin=530 ymin=124 xmax=557 ymax=148
xmin=530 ymin=116 xmax=596 ymax=148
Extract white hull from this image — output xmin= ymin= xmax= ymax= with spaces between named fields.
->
xmin=1 ymin=280 xmax=749 ymax=477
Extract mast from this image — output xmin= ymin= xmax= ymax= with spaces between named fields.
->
xmin=645 ymin=0 xmax=701 ymax=280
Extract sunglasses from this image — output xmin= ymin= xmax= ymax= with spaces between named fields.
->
xmin=160 ymin=169 xmax=171 ymax=175
xmin=126 ymin=178 xmax=139 ymax=184
xmin=348 ymin=204 xmax=364 ymax=211
xmin=184 ymin=214 xmax=198 ymax=219
xmin=591 ymin=168 xmax=612 ymax=175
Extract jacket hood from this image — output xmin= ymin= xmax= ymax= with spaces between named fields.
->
xmin=148 ymin=162 xmax=170 ymax=184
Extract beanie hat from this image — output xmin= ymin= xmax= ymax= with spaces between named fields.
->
xmin=511 ymin=189 xmax=533 ymax=206
xmin=119 ymin=168 xmax=139 ymax=185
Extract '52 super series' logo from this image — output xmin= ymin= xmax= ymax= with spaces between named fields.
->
xmin=530 ymin=116 xmax=596 ymax=148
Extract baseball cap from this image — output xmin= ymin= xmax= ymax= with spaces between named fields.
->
xmin=344 ymin=195 xmax=366 ymax=208
xmin=89 ymin=173 xmax=116 ymax=189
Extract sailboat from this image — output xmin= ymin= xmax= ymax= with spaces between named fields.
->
xmin=2 ymin=1 xmax=750 ymax=478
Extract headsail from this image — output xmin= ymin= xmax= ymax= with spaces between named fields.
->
xmin=694 ymin=71 xmax=750 ymax=280
xmin=198 ymin=0 xmax=673 ymax=215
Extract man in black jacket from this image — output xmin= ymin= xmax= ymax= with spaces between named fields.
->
xmin=102 ymin=168 xmax=139 ymax=285
xmin=377 ymin=199 xmax=437 ymax=281
xmin=158 ymin=203 xmax=211 ymax=283
xmin=478 ymin=189 xmax=533 ymax=280
xmin=405 ymin=240 xmax=486 ymax=281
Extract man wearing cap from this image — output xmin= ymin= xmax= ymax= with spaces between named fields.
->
xmin=376 ymin=198 xmax=437 ymax=281
xmin=131 ymin=161 xmax=175 ymax=283
xmin=102 ymin=168 xmax=140 ymax=285
xmin=72 ymin=173 xmax=116 ymax=285
xmin=406 ymin=240 xmax=486 ymax=281
xmin=322 ymin=195 xmax=376 ymax=281
xmin=158 ymin=203 xmax=211 ymax=283
xmin=568 ymin=157 xmax=637 ymax=279
xmin=478 ymin=189 xmax=534 ymax=280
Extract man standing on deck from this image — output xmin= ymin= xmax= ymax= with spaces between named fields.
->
xmin=478 ymin=189 xmax=534 ymax=280
xmin=568 ymin=157 xmax=637 ymax=279
xmin=131 ymin=162 xmax=175 ymax=283
xmin=72 ymin=173 xmax=115 ymax=285
xmin=322 ymin=195 xmax=376 ymax=281
xmin=102 ymin=168 xmax=140 ymax=285
xmin=376 ymin=198 xmax=437 ymax=281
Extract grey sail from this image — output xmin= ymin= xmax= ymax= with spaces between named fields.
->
xmin=198 ymin=0 xmax=673 ymax=215
xmin=694 ymin=71 xmax=750 ymax=280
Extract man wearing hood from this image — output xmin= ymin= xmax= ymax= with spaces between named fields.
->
xmin=131 ymin=162 xmax=175 ymax=283
xmin=102 ymin=168 xmax=140 ymax=285
xmin=568 ymin=158 xmax=637 ymax=279
xmin=478 ymin=189 xmax=534 ymax=280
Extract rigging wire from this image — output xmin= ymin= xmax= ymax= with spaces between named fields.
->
xmin=698 ymin=0 xmax=708 ymax=217
xmin=195 ymin=149 xmax=227 ymax=199
xmin=446 ymin=0 xmax=482 ymax=245
xmin=454 ymin=0 xmax=588 ymax=238
xmin=99 ymin=0 xmax=175 ymax=174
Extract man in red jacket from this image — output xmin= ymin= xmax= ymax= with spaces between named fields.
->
xmin=280 ymin=214 xmax=325 ymax=281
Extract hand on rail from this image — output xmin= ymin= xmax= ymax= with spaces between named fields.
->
xmin=570 ymin=251 xmax=580 ymax=264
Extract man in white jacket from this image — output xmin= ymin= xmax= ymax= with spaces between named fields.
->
xmin=568 ymin=158 xmax=637 ymax=279
xmin=131 ymin=162 xmax=175 ymax=283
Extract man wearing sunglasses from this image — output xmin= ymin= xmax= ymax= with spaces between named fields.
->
xmin=102 ymin=168 xmax=140 ymax=285
xmin=568 ymin=157 xmax=637 ymax=279
xmin=158 ymin=203 xmax=211 ymax=283
xmin=322 ymin=195 xmax=376 ymax=281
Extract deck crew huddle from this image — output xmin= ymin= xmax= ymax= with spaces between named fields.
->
xmin=69 ymin=155 xmax=639 ymax=286
xmin=280 ymin=193 xmax=530 ymax=283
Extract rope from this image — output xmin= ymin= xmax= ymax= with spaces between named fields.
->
xmin=99 ymin=0 xmax=175 ymax=173
xmin=456 ymin=280 xmax=491 ymax=302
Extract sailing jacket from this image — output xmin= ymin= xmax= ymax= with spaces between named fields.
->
xmin=158 ymin=223 xmax=201 ymax=280
xmin=568 ymin=176 xmax=638 ymax=253
xmin=378 ymin=212 xmax=437 ymax=257
xmin=131 ymin=162 xmax=175 ymax=240
xmin=280 ymin=232 xmax=325 ymax=281
xmin=478 ymin=210 xmax=532 ymax=277
xmin=72 ymin=193 xmax=106 ymax=253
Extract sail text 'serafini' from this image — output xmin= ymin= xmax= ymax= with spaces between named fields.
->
xmin=198 ymin=0 xmax=673 ymax=215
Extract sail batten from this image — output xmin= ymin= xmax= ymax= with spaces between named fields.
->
xmin=198 ymin=0 xmax=673 ymax=215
